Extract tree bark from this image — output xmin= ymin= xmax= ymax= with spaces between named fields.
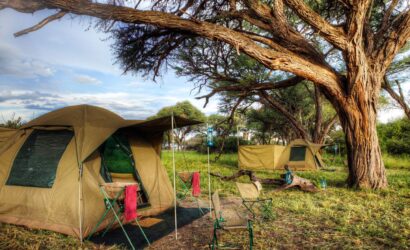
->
xmin=336 ymin=72 xmax=387 ymax=189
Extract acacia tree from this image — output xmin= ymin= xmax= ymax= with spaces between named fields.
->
xmin=2 ymin=0 xmax=410 ymax=189
xmin=148 ymin=100 xmax=205 ymax=149
xmin=174 ymin=41 xmax=338 ymax=144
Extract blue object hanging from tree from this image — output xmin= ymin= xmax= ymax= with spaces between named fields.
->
xmin=207 ymin=126 xmax=214 ymax=147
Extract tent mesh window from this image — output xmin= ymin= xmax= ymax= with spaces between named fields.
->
xmin=289 ymin=146 xmax=306 ymax=161
xmin=100 ymin=133 xmax=149 ymax=207
xmin=6 ymin=129 xmax=73 ymax=188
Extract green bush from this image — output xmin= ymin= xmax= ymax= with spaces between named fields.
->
xmin=378 ymin=118 xmax=410 ymax=155
xmin=327 ymin=118 xmax=410 ymax=156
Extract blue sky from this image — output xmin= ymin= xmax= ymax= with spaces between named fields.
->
xmin=0 ymin=8 xmax=408 ymax=123
xmin=0 ymin=9 xmax=218 ymax=122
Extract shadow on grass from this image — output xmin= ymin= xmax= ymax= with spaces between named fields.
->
xmin=89 ymin=207 xmax=209 ymax=250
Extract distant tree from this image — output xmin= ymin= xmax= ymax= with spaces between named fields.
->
xmin=246 ymin=106 xmax=296 ymax=145
xmin=207 ymin=114 xmax=238 ymax=137
xmin=149 ymin=101 xmax=205 ymax=149
xmin=1 ymin=114 xmax=23 ymax=129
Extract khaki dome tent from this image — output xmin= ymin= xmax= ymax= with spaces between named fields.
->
xmin=0 ymin=105 xmax=200 ymax=239
xmin=238 ymin=144 xmax=286 ymax=171
xmin=238 ymin=139 xmax=325 ymax=171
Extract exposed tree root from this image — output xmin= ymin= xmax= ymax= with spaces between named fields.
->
xmin=210 ymin=170 xmax=319 ymax=192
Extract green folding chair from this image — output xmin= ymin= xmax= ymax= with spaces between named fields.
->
xmin=177 ymin=171 xmax=204 ymax=215
xmin=87 ymin=183 xmax=150 ymax=250
xmin=235 ymin=181 xmax=273 ymax=219
xmin=210 ymin=190 xmax=254 ymax=250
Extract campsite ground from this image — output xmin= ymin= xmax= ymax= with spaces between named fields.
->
xmin=1 ymin=152 xmax=409 ymax=249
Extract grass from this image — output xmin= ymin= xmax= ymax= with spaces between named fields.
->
xmin=163 ymin=150 xmax=410 ymax=249
xmin=1 ymin=151 xmax=409 ymax=249
xmin=0 ymin=223 xmax=110 ymax=250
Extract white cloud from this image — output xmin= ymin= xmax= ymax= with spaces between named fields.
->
xmin=0 ymin=9 xmax=221 ymax=121
xmin=0 ymin=44 xmax=54 ymax=78
xmin=0 ymin=9 xmax=121 ymax=75
xmin=73 ymin=74 xmax=102 ymax=85
xmin=0 ymin=90 xmax=209 ymax=120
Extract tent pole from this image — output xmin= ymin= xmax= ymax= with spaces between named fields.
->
xmin=78 ymin=164 xmax=83 ymax=243
xmin=171 ymin=112 xmax=178 ymax=240
xmin=207 ymin=123 xmax=212 ymax=218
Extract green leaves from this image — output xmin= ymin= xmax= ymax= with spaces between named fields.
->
xmin=150 ymin=100 xmax=206 ymax=121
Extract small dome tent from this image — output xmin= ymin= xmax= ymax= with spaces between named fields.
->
xmin=238 ymin=144 xmax=286 ymax=171
xmin=238 ymin=139 xmax=325 ymax=171
xmin=0 ymin=105 xmax=201 ymax=239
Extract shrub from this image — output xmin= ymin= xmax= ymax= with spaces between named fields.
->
xmin=378 ymin=118 xmax=410 ymax=155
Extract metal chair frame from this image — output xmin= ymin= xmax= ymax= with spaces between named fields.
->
xmin=177 ymin=171 xmax=205 ymax=215
xmin=235 ymin=182 xmax=273 ymax=219
xmin=86 ymin=185 xmax=150 ymax=250
xmin=210 ymin=191 xmax=254 ymax=250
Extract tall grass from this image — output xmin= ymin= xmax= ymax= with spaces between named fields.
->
xmin=383 ymin=154 xmax=410 ymax=169
xmin=162 ymin=150 xmax=410 ymax=249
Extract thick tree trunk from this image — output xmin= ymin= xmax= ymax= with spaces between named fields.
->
xmin=337 ymin=73 xmax=387 ymax=189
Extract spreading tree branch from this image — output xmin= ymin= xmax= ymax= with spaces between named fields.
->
xmin=318 ymin=114 xmax=339 ymax=144
xmin=196 ymin=76 xmax=304 ymax=107
xmin=383 ymin=77 xmax=410 ymax=119
xmin=258 ymin=90 xmax=309 ymax=140
xmin=376 ymin=9 xmax=410 ymax=71
xmin=2 ymin=0 xmax=344 ymax=98
xmin=14 ymin=11 xmax=66 ymax=37
xmin=283 ymin=0 xmax=347 ymax=50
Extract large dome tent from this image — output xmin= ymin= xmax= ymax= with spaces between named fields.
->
xmin=0 ymin=104 xmax=201 ymax=239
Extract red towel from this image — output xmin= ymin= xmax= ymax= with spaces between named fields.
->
xmin=124 ymin=185 xmax=138 ymax=222
xmin=191 ymin=172 xmax=201 ymax=197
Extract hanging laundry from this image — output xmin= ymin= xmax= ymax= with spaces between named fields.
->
xmin=191 ymin=172 xmax=201 ymax=197
xmin=124 ymin=184 xmax=138 ymax=221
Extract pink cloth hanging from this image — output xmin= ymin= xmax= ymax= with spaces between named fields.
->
xmin=191 ymin=172 xmax=201 ymax=197
xmin=124 ymin=185 xmax=138 ymax=222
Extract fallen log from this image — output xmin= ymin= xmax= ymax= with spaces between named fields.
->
xmin=210 ymin=168 xmax=319 ymax=192
xmin=210 ymin=170 xmax=284 ymax=185
xmin=274 ymin=174 xmax=319 ymax=192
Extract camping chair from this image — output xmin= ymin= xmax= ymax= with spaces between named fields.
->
xmin=235 ymin=181 xmax=273 ymax=219
xmin=210 ymin=190 xmax=254 ymax=250
xmin=87 ymin=182 xmax=150 ymax=250
xmin=177 ymin=171 xmax=204 ymax=215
